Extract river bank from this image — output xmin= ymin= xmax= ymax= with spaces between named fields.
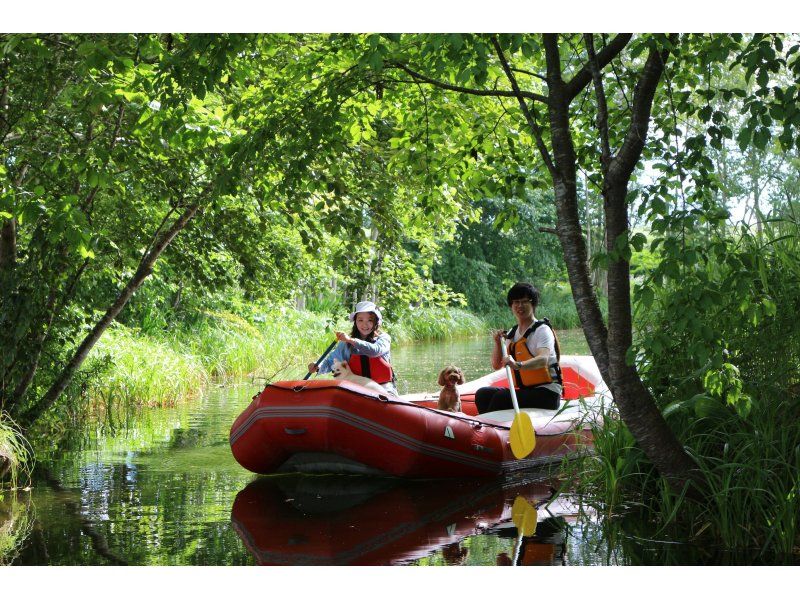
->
xmin=2 ymin=303 xmax=590 ymax=487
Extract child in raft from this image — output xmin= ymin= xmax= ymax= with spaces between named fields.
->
xmin=308 ymin=301 xmax=398 ymax=396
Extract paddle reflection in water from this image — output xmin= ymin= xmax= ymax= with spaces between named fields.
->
xmin=230 ymin=473 xmax=576 ymax=566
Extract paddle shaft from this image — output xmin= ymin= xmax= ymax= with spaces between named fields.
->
xmin=500 ymin=337 xmax=522 ymax=414
xmin=303 ymin=340 xmax=337 ymax=380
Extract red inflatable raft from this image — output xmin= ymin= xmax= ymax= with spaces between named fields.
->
xmin=229 ymin=355 xmax=609 ymax=478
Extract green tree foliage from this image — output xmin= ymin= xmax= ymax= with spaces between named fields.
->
xmin=433 ymin=193 xmax=562 ymax=317
xmin=3 ymin=33 xmax=800 ymax=533
xmin=0 ymin=34 xmax=483 ymax=426
xmin=1 ymin=34 xmax=255 ymax=423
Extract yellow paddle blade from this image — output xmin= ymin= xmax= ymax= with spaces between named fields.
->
xmin=509 ymin=411 xmax=536 ymax=459
xmin=511 ymin=496 xmax=539 ymax=537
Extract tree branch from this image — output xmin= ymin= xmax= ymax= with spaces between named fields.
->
xmin=389 ymin=61 xmax=550 ymax=105
xmin=610 ymin=34 xmax=677 ymax=184
xmin=584 ymin=34 xmax=612 ymax=171
xmin=563 ymin=33 xmax=633 ymax=103
xmin=490 ymin=35 xmax=557 ymax=178
xmin=510 ymin=67 xmax=548 ymax=83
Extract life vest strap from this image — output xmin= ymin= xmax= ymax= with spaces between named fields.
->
xmin=506 ymin=319 xmax=563 ymax=388
xmin=347 ymin=344 xmax=394 ymax=384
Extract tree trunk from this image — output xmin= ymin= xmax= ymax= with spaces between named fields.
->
xmin=0 ymin=216 xmax=16 ymax=273
xmin=18 ymin=204 xmax=200 ymax=426
xmin=540 ymin=34 xmax=701 ymax=492
xmin=598 ymin=38 xmax=702 ymax=490
xmin=604 ymin=179 xmax=700 ymax=486
xmin=543 ymin=35 xmax=611 ymax=380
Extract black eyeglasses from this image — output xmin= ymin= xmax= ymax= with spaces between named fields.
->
xmin=509 ymin=299 xmax=532 ymax=306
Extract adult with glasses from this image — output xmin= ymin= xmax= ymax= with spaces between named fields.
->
xmin=475 ymin=282 xmax=563 ymax=414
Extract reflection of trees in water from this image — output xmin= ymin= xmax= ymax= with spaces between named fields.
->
xmin=492 ymin=515 xmax=568 ymax=566
xmin=0 ymin=491 xmax=34 ymax=565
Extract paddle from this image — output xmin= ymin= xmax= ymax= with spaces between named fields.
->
xmin=303 ymin=340 xmax=337 ymax=381
xmin=500 ymin=337 xmax=536 ymax=459
xmin=511 ymin=495 xmax=539 ymax=536
xmin=510 ymin=495 xmax=539 ymax=565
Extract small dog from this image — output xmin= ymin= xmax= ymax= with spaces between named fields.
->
xmin=331 ymin=359 xmax=387 ymax=394
xmin=437 ymin=365 xmax=465 ymax=412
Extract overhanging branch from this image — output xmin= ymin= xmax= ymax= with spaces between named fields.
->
xmin=490 ymin=36 xmax=557 ymax=178
xmin=389 ymin=61 xmax=550 ymax=105
xmin=564 ymin=33 xmax=633 ymax=103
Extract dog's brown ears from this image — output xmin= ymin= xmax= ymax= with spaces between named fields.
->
xmin=438 ymin=366 xmax=465 ymax=386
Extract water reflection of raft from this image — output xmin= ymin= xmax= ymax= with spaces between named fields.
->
xmin=229 ymin=355 xmax=609 ymax=478
xmin=230 ymin=474 xmax=571 ymax=566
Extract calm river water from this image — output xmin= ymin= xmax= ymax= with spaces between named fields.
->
xmin=0 ymin=331 xmax=742 ymax=566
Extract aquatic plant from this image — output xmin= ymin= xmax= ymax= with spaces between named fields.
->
xmin=0 ymin=412 xmax=33 ymax=489
xmin=390 ymin=306 xmax=487 ymax=343
xmin=569 ymin=394 xmax=800 ymax=557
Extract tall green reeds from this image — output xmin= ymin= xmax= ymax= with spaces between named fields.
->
xmin=90 ymin=325 xmax=209 ymax=409
xmin=0 ymin=412 xmax=33 ymax=489
xmin=390 ymin=306 xmax=487 ymax=343
xmin=68 ymin=308 xmax=335 ymax=424
xmin=570 ymin=391 xmax=800 ymax=556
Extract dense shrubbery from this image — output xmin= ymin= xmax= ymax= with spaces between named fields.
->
xmin=573 ymin=218 xmax=800 ymax=553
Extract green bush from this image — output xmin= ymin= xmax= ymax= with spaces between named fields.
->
xmin=571 ymin=219 xmax=800 ymax=554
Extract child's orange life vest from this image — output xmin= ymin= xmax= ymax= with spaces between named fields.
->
xmin=348 ymin=352 xmax=394 ymax=384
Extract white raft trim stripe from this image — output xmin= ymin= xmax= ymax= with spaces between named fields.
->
xmin=230 ymin=405 xmax=503 ymax=472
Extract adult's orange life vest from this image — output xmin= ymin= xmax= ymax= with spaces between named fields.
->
xmin=506 ymin=319 xmax=563 ymax=389
xmin=348 ymin=352 xmax=394 ymax=384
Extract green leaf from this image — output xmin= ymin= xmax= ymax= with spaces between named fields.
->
xmin=368 ymin=52 xmax=383 ymax=70
xmin=736 ymin=126 xmax=752 ymax=152
xmin=639 ymin=285 xmax=655 ymax=309
xmin=448 ymin=34 xmax=464 ymax=51
xmin=349 ymin=122 xmax=361 ymax=142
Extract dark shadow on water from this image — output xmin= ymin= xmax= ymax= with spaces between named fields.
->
xmin=577 ymin=512 xmax=800 ymax=566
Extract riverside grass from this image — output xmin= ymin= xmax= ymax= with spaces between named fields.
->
xmin=568 ymin=396 xmax=800 ymax=558
xmin=390 ymin=306 xmax=487 ymax=343
xmin=65 ymin=305 xmax=489 ymax=423
xmin=0 ymin=413 xmax=33 ymax=489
